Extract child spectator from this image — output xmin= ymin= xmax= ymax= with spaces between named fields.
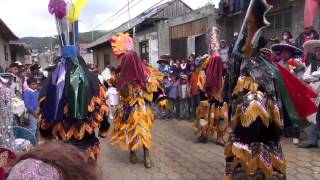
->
xmin=165 ymin=74 xmax=180 ymax=119
xmin=23 ymin=77 xmax=39 ymax=136
xmin=180 ymin=59 xmax=188 ymax=74
xmin=179 ymin=74 xmax=189 ymax=119
xmin=189 ymin=64 xmax=205 ymax=118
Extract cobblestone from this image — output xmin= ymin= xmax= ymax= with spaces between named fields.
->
xmin=98 ymin=119 xmax=320 ymax=180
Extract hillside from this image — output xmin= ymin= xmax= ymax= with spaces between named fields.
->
xmin=20 ymin=30 xmax=107 ymax=50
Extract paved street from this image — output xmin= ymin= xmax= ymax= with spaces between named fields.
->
xmin=98 ymin=119 xmax=320 ymax=180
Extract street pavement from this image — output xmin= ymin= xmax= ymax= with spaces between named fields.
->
xmin=98 ymin=119 xmax=320 ymax=180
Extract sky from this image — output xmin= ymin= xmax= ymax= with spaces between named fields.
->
xmin=0 ymin=0 xmax=219 ymax=37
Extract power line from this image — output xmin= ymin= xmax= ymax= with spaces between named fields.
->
xmin=91 ymin=0 xmax=136 ymax=31
xmin=91 ymin=0 xmax=166 ymax=41
xmin=106 ymin=0 xmax=166 ymax=31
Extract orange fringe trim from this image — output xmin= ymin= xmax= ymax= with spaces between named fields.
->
xmin=39 ymin=86 xmax=110 ymax=141
xmin=193 ymin=101 xmax=228 ymax=138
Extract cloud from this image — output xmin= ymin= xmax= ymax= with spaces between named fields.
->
xmin=0 ymin=0 xmax=219 ymax=37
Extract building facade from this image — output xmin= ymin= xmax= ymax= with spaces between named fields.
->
xmin=218 ymin=0 xmax=320 ymax=45
xmin=89 ymin=0 xmax=192 ymax=72
xmin=0 ymin=19 xmax=30 ymax=70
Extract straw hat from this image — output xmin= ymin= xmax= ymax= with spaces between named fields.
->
xmin=303 ymin=40 xmax=320 ymax=54
xmin=271 ymin=43 xmax=303 ymax=56
xmin=157 ymin=59 xmax=169 ymax=64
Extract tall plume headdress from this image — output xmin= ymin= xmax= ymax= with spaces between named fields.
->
xmin=44 ymin=0 xmax=91 ymax=123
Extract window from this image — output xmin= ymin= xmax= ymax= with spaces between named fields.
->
xmin=139 ymin=41 xmax=149 ymax=63
xmin=4 ymin=45 xmax=8 ymax=61
xmin=104 ymin=54 xmax=110 ymax=67
xmin=264 ymin=9 xmax=292 ymax=38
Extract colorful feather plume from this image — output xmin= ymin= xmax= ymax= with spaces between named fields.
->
xmin=69 ymin=0 xmax=88 ymax=22
xmin=48 ymin=0 xmax=67 ymax=19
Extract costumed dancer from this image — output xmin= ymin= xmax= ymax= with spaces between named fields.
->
xmin=224 ymin=0 xmax=318 ymax=179
xmin=38 ymin=0 xmax=110 ymax=160
xmin=110 ymin=33 xmax=168 ymax=168
xmin=192 ymin=27 xmax=228 ymax=145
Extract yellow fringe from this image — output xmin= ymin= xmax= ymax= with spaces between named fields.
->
xmin=230 ymin=143 xmax=286 ymax=178
xmin=111 ymin=104 xmax=154 ymax=151
xmin=193 ymin=101 xmax=228 ymax=138
xmin=268 ymin=100 xmax=282 ymax=128
xmin=233 ymin=76 xmax=259 ymax=96
xmin=236 ymin=101 xmax=270 ymax=128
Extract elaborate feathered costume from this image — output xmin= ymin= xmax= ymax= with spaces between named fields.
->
xmin=39 ymin=0 xmax=110 ymax=160
xmin=224 ymin=1 xmax=318 ymax=179
xmin=192 ymin=27 xmax=228 ymax=145
xmin=109 ymin=33 xmax=168 ymax=168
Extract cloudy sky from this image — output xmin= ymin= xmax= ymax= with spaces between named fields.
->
xmin=0 ymin=0 xmax=219 ymax=37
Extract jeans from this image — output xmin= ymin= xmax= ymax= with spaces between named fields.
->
xmin=179 ymin=98 xmax=189 ymax=118
xmin=28 ymin=113 xmax=38 ymax=136
xmin=190 ymin=95 xmax=200 ymax=118
xmin=307 ymin=112 xmax=320 ymax=145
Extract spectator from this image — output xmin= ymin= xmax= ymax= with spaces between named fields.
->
xmin=180 ymin=59 xmax=188 ymax=74
xmin=8 ymin=62 xmax=21 ymax=76
xmin=229 ymin=32 xmax=238 ymax=56
xmin=296 ymin=27 xmax=320 ymax=66
xmin=300 ymin=40 xmax=320 ymax=148
xmin=271 ymin=43 xmax=305 ymax=145
xmin=179 ymin=74 xmax=189 ymax=119
xmin=219 ymin=40 xmax=230 ymax=74
xmin=165 ymin=74 xmax=180 ymax=119
xmin=267 ymin=35 xmax=280 ymax=48
xmin=30 ymin=64 xmax=45 ymax=88
xmin=157 ymin=59 xmax=169 ymax=74
xmin=4 ymin=141 xmax=101 ymax=180
xmin=8 ymin=62 xmax=22 ymax=97
xmin=23 ymin=77 xmax=39 ymax=136
xmin=189 ymin=64 xmax=205 ymax=118
xmin=169 ymin=60 xmax=178 ymax=75
xmin=296 ymin=26 xmax=320 ymax=49
xmin=281 ymin=31 xmax=294 ymax=44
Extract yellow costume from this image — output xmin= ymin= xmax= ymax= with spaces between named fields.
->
xmin=109 ymin=33 xmax=167 ymax=168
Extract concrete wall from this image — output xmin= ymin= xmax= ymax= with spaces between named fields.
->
xmin=81 ymin=52 xmax=93 ymax=65
xmin=187 ymin=35 xmax=196 ymax=56
xmin=134 ymin=26 xmax=159 ymax=68
xmin=169 ymin=5 xmax=217 ymax=27
xmin=0 ymin=37 xmax=11 ymax=70
xmin=157 ymin=20 xmax=170 ymax=58
xmin=93 ymin=47 xmax=118 ymax=73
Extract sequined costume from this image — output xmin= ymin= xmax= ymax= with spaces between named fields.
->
xmin=109 ymin=33 xmax=167 ymax=168
xmin=224 ymin=1 xmax=317 ymax=179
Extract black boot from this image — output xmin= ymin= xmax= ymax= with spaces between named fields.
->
xmin=197 ymin=134 xmax=208 ymax=143
xmin=143 ymin=146 xmax=152 ymax=168
xmin=130 ymin=150 xmax=138 ymax=164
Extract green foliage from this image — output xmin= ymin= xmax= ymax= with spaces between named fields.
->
xmin=20 ymin=30 xmax=107 ymax=50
